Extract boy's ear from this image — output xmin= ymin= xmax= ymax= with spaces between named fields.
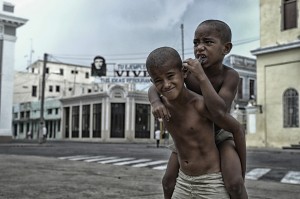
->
xmin=182 ymin=67 xmax=188 ymax=78
xmin=223 ymin=42 xmax=232 ymax=55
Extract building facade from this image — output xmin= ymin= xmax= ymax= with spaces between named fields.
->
xmin=60 ymin=84 xmax=154 ymax=142
xmin=0 ymin=1 xmax=27 ymax=141
xmin=224 ymin=54 xmax=257 ymax=130
xmin=250 ymin=0 xmax=300 ymax=147
xmin=13 ymin=60 xmax=156 ymax=142
xmin=12 ymin=99 xmax=61 ymax=139
xmin=224 ymin=54 xmax=257 ymax=108
xmin=14 ymin=60 xmax=101 ymax=104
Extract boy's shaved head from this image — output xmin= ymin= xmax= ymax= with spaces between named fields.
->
xmin=198 ymin=20 xmax=232 ymax=43
xmin=146 ymin=47 xmax=182 ymax=73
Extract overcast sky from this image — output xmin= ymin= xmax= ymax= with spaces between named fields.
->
xmin=10 ymin=0 xmax=260 ymax=71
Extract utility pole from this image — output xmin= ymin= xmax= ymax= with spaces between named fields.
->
xmin=39 ymin=53 xmax=48 ymax=144
xmin=181 ymin=23 xmax=184 ymax=60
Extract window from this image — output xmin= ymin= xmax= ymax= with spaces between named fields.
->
xmin=64 ymin=107 xmax=70 ymax=138
xmin=135 ymin=104 xmax=151 ymax=138
xmin=56 ymin=85 xmax=60 ymax=92
xmin=20 ymin=122 xmax=24 ymax=133
xmin=3 ymin=4 xmax=14 ymax=13
xmin=47 ymin=109 xmax=52 ymax=115
xmin=249 ymin=79 xmax=255 ymax=98
xmin=237 ymin=78 xmax=243 ymax=99
xmin=60 ymin=68 xmax=64 ymax=75
xmin=283 ymin=88 xmax=299 ymax=128
xmin=45 ymin=67 xmax=49 ymax=74
xmin=4 ymin=25 xmax=16 ymax=36
xmin=282 ymin=0 xmax=297 ymax=30
xmin=85 ymin=72 xmax=89 ymax=79
xmin=32 ymin=85 xmax=37 ymax=97
xmin=25 ymin=111 xmax=30 ymax=118
xmin=110 ymin=103 xmax=125 ymax=138
xmin=49 ymin=85 xmax=53 ymax=92
xmin=93 ymin=103 xmax=102 ymax=138
xmin=72 ymin=106 xmax=79 ymax=138
xmin=82 ymin=105 xmax=90 ymax=138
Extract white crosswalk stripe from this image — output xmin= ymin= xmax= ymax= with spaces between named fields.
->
xmin=98 ymin=157 xmax=135 ymax=164
xmin=281 ymin=171 xmax=300 ymax=184
xmin=245 ymin=168 xmax=271 ymax=180
xmin=153 ymin=164 xmax=168 ymax=170
xmin=69 ymin=156 xmax=100 ymax=161
xmin=113 ymin=159 xmax=151 ymax=165
xmin=58 ymin=155 xmax=87 ymax=160
xmin=132 ymin=160 xmax=168 ymax=168
xmin=58 ymin=155 xmax=299 ymax=184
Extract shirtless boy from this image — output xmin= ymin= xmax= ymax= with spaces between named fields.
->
xmin=146 ymin=46 xmax=245 ymax=198
xmin=148 ymin=20 xmax=247 ymax=198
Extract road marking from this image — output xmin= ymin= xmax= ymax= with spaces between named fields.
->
xmin=113 ymin=159 xmax=152 ymax=165
xmin=281 ymin=171 xmax=300 ymax=184
xmin=153 ymin=164 xmax=168 ymax=170
xmin=58 ymin=155 xmax=88 ymax=160
xmin=132 ymin=160 xmax=168 ymax=167
xmin=245 ymin=168 xmax=271 ymax=180
xmin=89 ymin=157 xmax=118 ymax=162
xmin=69 ymin=156 xmax=100 ymax=161
xmin=98 ymin=157 xmax=135 ymax=164
xmin=83 ymin=156 xmax=110 ymax=162
xmin=58 ymin=155 xmax=300 ymax=185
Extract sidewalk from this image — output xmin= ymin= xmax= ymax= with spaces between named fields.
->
xmin=0 ymin=154 xmax=299 ymax=199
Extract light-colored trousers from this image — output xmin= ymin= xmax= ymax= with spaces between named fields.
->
xmin=172 ymin=170 xmax=230 ymax=199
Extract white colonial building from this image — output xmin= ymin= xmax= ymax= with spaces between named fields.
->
xmin=0 ymin=1 xmax=27 ymax=142
xmin=12 ymin=60 xmax=156 ymax=142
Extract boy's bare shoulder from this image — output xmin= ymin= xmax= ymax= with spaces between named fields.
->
xmin=223 ymin=64 xmax=239 ymax=79
xmin=188 ymin=90 xmax=206 ymax=109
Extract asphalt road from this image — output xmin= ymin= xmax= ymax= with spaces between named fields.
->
xmin=0 ymin=140 xmax=300 ymax=198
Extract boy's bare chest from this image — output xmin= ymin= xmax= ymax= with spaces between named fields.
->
xmin=167 ymin=104 xmax=208 ymax=129
xmin=185 ymin=74 xmax=224 ymax=94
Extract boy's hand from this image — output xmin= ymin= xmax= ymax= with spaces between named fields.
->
xmin=151 ymin=99 xmax=171 ymax=121
xmin=182 ymin=58 xmax=205 ymax=79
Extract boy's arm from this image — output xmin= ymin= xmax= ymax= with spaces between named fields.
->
xmin=218 ymin=114 xmax=246 ymax=179
xmin=199 ymin=103 xmax=246 ymax=178
xmin=148 ymin=85 xmax=171 ymax=120
xmin=183 ymin=58 xmax=227 ymax=117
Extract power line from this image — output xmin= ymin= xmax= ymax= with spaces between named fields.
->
xmin=46 ymin=36 xmax=259 ymax=64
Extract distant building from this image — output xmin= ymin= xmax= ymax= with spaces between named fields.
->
xmin=12 ymin=60 xmax=153 ymax=142
xmin=0 ymin=1 xmax=27 ymax=142
xmin=250 ymin=0 xmax=300 ymax=148
xmin=224 ymin=54 xmax=257 ymax=108
xmin=14 ymin=60 xmax=101 ymax=104
xmin=60 ymin=84 xmax=153 ymax=142
xmin=12 ymin=99 xmax=61 ymax=139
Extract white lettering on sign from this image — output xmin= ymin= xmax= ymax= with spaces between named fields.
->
xmin=114 ymin=63 xmax=149 ymax=77
xmin=98 ymin=77 xmax=150 ymax=84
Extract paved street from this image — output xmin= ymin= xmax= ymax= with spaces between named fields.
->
xmin=0 ymin=141 xmax=300 ymax=198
